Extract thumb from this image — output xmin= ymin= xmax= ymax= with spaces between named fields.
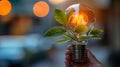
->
xmin=87 ymin=49 xmax=101 ymax=64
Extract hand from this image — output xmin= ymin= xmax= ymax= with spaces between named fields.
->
xmin=65 ymin=45 xmax=104 ymax=67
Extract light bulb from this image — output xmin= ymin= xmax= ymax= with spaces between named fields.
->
xmin=65 ymin=4 xmax=95 ymax=30
xmin=65 ymin=4 xmax=95 ymax=63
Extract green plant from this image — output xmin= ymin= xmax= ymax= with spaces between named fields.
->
xmin=44 ymin=9 xmax=103 ymax=44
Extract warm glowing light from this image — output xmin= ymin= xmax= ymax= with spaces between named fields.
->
xmin=33 ymin=1 xmax=49 ymax=17
xmin=69 ymin=13 xmax=88 ymax=26
xmin=0 ymin=0 xmax=12 ymax=16
xmin=49 ymin=0 xmax=67 ymax=5
xmin=66 ymin=4 xmax=95 ymax=29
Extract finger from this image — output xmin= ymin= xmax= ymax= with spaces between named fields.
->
xmin=65 ymin=50 xmax=71 ymax=55
xmin=65 ymin=55 xmax=70 ymax=67
xmin=65 ymin=61 xmax=69 ymax=67
xmin=65 ymin=55 xmax=71 ymax=67
xmin=87 ymin=49 xmax=100 ymax=63
xmin=65 ymin=60 xmax=74 ymax=67
xmin=66 ymin=55 xmax=74 ymax=67
xmin=66 ymin=55 xmax=70 ymax=61
xmin=67 ymin=45 xmax=72 ymax=50
xmin=70 ymin=61 xmax=74 ymax=67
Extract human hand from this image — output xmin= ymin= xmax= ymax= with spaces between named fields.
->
xmin=65 ymin=45 xmax=104 ymax=67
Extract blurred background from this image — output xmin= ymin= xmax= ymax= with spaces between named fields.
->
xmin=0 ymin=0 xmax=120 ymax=67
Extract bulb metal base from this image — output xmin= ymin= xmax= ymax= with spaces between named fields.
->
xmin=71 ymin=44 xmax=87 ymax=63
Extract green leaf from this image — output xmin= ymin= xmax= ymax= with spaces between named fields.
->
xmin=45 ymin=27 xmax=66 ymax=37
xmin=54 ymin=9 xmax=67 ymax=24
xmin=91 ymin=36 xmax=102 ymax=40
xmin=90 ymin=29 xmax=103 ymax=35
xmin=54 ymin=38 xmax=70 ymax=44
xmin=81 ymin=35 xmax=88 ymax=41
xmin=74 ymin=25 xmax=88 ymax=34
xmin=63 ymin=32 xmax=77 ymax=41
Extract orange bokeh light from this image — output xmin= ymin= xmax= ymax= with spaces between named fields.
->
xmin=33 ymin=1 xmax=49 ymax=17
xmin=0 ymin=0 xmax=12 ymax=16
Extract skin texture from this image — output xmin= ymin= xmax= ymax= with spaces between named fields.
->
xmin=65 ymin=45 xmax=104 ymax=67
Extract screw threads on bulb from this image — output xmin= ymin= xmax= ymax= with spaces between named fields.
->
xmin=71 ymin=44 xmax=87 ymax=63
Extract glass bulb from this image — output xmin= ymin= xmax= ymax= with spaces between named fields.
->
xmin=65 ymin=4 xmax=95 ymax=29
xmin=65 ymin=4 xmax=96 ymax=63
